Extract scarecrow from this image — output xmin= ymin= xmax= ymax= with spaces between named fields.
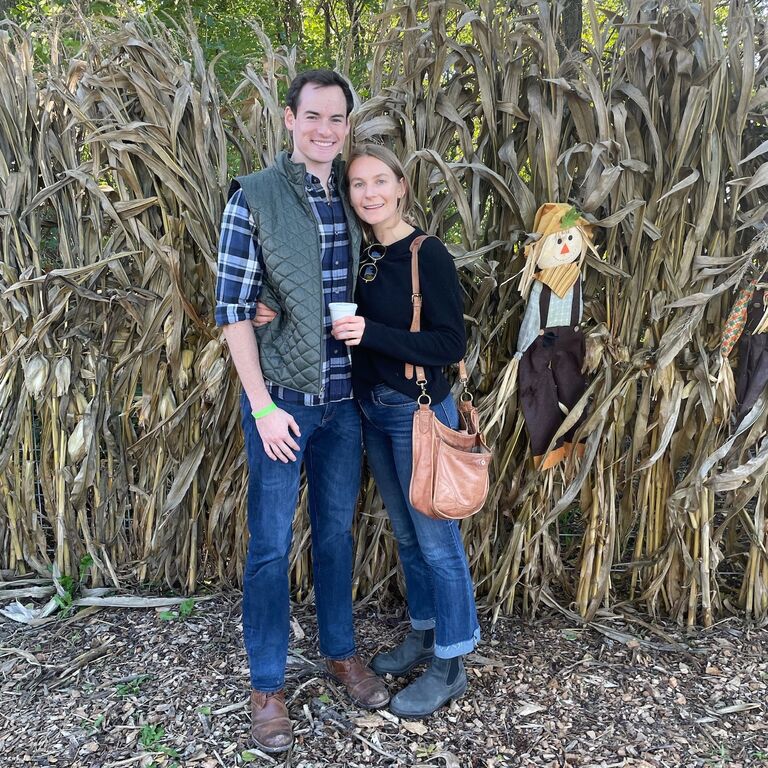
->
xmin=513 ymin=203 xmax=598 ymax=469
xmin=721 ymin=227 xmax=768 ymax=426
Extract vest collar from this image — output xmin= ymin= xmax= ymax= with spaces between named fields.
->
xmin=275 ymin=150 xmax=346 ymax=189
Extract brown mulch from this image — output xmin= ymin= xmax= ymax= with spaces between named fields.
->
xmin=1 ymin=593 xmax=767 ymax=768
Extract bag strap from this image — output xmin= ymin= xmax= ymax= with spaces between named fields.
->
xmin=404 ymin=235 xmax=470 ymax=406
xmin=405 ymin=235 xmax=430 ymax=383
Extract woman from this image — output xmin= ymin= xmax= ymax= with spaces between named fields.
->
xmin=332 ymin=144 xmax=480 ymax=717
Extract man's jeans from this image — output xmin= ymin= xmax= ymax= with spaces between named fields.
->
xmin=358 ymin=385 xmax=480 ymax=658
xmin=241 ymin=392 xmax=362 ymax=692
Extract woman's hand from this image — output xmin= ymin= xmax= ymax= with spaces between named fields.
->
xmin=332 ymin=316 xmax=366 ymax=346
xmin=251 ymin=302 xmax=278 ymax=328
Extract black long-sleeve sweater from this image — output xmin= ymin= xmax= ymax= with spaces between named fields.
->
xmin=353 ymin=228 xmax=466 ymax=403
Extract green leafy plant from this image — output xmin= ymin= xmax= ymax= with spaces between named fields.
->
xmin=139 ymin=724 xmax=179 ymax=760
xmin=139 ymin=724 xmax=164 ymax=748
xmin=53 ymin=554 xmax=94 ymax=616
xmin=159 ymin=598 xmax=196 ymax=621
xmin=115 ymin=675 xmax=151 ymax=697
xmin=81 ymin=714 xmax=105 ymax=734
xmin=707 ymin=745 xmax=730 ymax=768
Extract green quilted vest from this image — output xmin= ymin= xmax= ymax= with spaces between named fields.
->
xmin=235 ymin=152 xmax=361 ymax=395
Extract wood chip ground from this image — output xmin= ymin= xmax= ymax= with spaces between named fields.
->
xmin=1 ymin=595 xmax=767 ymax=767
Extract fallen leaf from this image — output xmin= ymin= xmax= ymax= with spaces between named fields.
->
xmin=354 ymin=714 xmax=388 ymax=729
xmin=402 ymin=721 xmax=429 ymax=735
xmin=516 ymin=702 xmax=546 ymax=717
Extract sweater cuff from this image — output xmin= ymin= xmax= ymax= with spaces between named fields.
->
xmin=359 ymin=318 xmax=388 ymax=350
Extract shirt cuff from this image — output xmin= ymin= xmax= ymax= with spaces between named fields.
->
xmin=214 ymin=303 xmax=257 ymax=326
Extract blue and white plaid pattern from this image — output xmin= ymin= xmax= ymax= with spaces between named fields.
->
xmin=516 ymin=280 xmax=583 ymax=356
xmin=215 ymin=173 xmax=353 ymax=405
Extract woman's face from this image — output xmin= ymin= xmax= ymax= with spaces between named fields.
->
xmin=347 ymin=155 xmax=406 ymax=229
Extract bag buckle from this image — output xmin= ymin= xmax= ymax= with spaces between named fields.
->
xmin=417 ymin=378 xmax=431 ymax=405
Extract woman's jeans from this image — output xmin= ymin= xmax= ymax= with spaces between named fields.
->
xmin=358 ymin=385 xmax=480 ymax=659
xmin=240 ymin=392 xmax=362 ymax=692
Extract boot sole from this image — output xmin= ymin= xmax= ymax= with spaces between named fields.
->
xmin=324 ymin=671 xmax=391 ymax=710
xmin=388 ymin=678 xmax=468 ymax=719
xmin=251 ymin=735 xmax=293 ymax=754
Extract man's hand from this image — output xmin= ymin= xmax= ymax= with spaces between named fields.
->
xmin=254 ymin=407 xmax=302 ymax=462
xmin=251 ymin=302 xmax=278 ymax=328
xmin=332 ymin=316 xmax=366 ymax=346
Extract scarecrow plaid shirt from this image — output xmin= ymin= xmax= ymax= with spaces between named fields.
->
xmin=516 ymin=280 xmax=583 ymax=357
xmin=215 ymin=171 xmax=353 ymax=405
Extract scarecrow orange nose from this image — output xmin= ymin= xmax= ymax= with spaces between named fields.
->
xmin=560 ymin=243 xmax=570 ymax=255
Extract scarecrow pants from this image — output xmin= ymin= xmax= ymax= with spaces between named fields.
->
xmin=519 ymin=327 xmax=587 ymax=468
xmin=735 ymin=331 xmax=768 ymax=423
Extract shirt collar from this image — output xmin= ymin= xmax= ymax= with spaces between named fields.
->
xmin=305 ymin=169 xmax=336 ymax=193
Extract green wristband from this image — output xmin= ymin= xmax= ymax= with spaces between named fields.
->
xmin=252 ymin=402 xmax=277 ymax=420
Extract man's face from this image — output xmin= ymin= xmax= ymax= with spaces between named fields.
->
xmin=284 ymin=84 xmax=350 ymax=174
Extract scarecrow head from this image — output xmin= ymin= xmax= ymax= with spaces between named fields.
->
xmin=518 ymin=203 xmax=595 ymax=299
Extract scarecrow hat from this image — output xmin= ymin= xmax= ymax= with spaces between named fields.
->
xmin=531 ymin=202 xmax=593 ymax=240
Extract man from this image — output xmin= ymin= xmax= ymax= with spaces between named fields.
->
xmin=215 ymin=69 xmax=389 ymax=754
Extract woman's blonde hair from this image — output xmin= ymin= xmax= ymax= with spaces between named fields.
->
xmin=346 ymin=143 xmax=413 ymax=221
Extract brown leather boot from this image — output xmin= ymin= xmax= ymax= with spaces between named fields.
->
xmin=325 ymin=655 xmax=390 ymax=710
xmin=250 ymin=689 xmax=292 ymax=753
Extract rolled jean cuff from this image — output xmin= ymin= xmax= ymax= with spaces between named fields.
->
xmin=434 ymin=626 xmax=481 ymax=659
xmin=410 ymin=617 xmax=436 ymax=631
xmin=321 ymin=646 xmax=357 ymax=661
xmin=250 ymin=681 xmax=284 ymax=694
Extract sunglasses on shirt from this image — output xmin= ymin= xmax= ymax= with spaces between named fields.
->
xmin=359 ymin=243 xmax=386 ymax=283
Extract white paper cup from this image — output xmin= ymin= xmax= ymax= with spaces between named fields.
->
xmin=328 ymin=302 xmax=357 ymax=323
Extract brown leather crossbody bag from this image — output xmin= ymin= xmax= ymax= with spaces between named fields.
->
xmin=405 ymin=235 xmax=492 ymax=520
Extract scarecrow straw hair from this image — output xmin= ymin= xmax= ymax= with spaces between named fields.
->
xmin=1 ymin=0 xmax=768 ymax=626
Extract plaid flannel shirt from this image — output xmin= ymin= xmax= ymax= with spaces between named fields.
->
xmin=215 ymin=171 xmax=353 ymax=405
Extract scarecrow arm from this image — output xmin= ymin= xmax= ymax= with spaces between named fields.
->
xmin=516 ymin=280 xmax=543 ymax=358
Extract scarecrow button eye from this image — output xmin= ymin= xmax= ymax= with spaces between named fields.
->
xmin=568 ymin=234 xmax=574 ymax=240
xmin=557 ymin=238 xmax=562 ymax=244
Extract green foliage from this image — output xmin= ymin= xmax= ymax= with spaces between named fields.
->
xmin=52 ymin=554 xmax=94 ymax=616
xmin=81 ymin=714 xmax=105 ymax=734
xmin=7 ymin=0 xmax=386 ymax=94
xmin=115 ymin=675 xmax=151 ymax=696
xmin=159 ymin=597 xmax=196 ymax=621
xmin=560 ymin=206 xmax=582 ymax=230
xmin=140 ymin=724 xmax=179 ymax=760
